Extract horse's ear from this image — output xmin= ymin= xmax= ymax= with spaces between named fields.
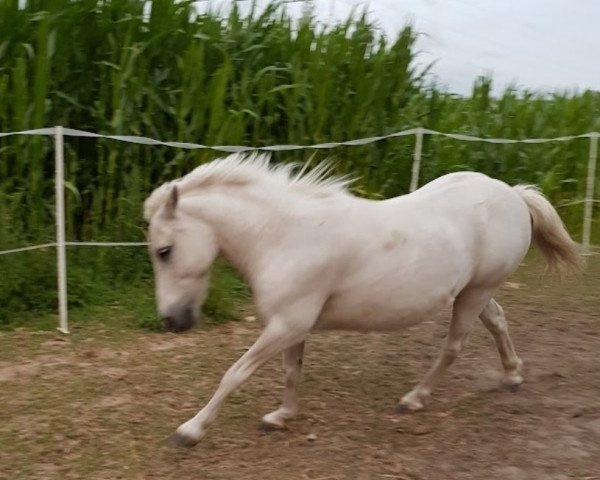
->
xmin=165 ymin=184 xmax=179 ymax=217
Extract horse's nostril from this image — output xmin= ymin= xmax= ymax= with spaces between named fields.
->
xmin=162 ymin=309 xmax=197 ymax=333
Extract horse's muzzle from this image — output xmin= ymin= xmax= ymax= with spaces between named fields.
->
xmin=162 ymin=306 xmax=199 ymax=333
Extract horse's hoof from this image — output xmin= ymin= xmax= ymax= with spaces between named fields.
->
xmin=167 ymin=432 xmax=199 ymax=449
xmin=259 ymin=423 xmax=280 ymax=432
xmin=259 ymin=420 xmax=287 ymax=432
xmin=397 ymin=392 xmax=426 ymax=414
xmin=501 ymin=370 xmax=523 ymax=392
xmin=260 ymin=410 xmax=291 ymax=431
xmin=396 ymin=403 xmax=422 ymax=414
xmin=502 ymin=382 xmax=522 ymax=393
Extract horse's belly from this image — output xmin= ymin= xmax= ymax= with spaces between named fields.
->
xmin=314 ymin=289 xmax=454 ymax=332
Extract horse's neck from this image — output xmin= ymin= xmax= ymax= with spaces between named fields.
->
xmin=186 ymin=189 xmax=283 ymax=279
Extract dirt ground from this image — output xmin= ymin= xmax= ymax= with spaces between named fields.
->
xmin=1 ymin=255 xmax=599 ymax=480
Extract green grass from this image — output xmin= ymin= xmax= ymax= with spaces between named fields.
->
xmin=1 ymin=255 xmax=250 ymax=331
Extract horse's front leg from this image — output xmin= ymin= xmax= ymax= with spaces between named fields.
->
xmin=166 ymin=288 xmax=327 ymax=448
xmin=262 ymin=341 xmax=305 ymax=429
xmin=168 ymin=323 xmax=306 ymax=447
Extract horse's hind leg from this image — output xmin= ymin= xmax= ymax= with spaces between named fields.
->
xmin=398 ymin=288 xmax=493 ymax=412
xmin=479 ymin=298 xmax=523 ymax=388
xmin=261 ymin=341 xmax=305 ymax=429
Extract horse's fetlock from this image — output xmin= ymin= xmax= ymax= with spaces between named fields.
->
xmin=443 ymin=345 xmax=461 ymax=359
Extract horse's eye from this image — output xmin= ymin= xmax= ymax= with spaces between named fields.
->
xmin=157 ymin=246 xmax=171 ymax=260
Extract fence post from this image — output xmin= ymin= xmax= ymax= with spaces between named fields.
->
xmin=582 ymin=134 xmax=598 ymax=252
xmin=409 ymin=127 xmax=424 ymax=192
xmin=55 ymin=126 xmax=69 ymax=334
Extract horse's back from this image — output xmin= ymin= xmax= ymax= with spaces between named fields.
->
xmin=409 ymin=171 xmax=516 ymax=203
xmin=413 ymin=171 xmax=491 ymax=192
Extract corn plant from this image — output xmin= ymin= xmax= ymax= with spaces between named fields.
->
xmin=0 ymin=0 xmax=598 ymax=323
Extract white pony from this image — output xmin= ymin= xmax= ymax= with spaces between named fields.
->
xmin=143 ymin=153 xmax=580 ymax=448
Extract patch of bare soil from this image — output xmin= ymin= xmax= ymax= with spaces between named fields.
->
xmin=0 ymin=258 xmax=599 ymax=479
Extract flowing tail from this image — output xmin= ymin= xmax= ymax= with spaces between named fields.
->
xmin=513 ymin=185 xmax=583 ymax=274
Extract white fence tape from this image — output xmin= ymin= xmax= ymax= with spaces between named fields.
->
xmin=1 ymin=126 xmax=598 ymax=332
xmin=0 ymin=242 xmax=148 ymax=256
xmin=65 ymin=241 xmax=148 ymax=247
xmin=1 ymin=126 xmax=599 ymax=150
xmin=0 ymin=243 xmax=57 ymax=256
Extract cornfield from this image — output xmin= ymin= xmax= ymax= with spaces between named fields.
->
xmin=0 ymin=0 xmax=599 ymax=323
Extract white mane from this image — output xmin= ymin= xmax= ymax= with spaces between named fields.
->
xmin=144 ymin=152 xmax=351 ymax=221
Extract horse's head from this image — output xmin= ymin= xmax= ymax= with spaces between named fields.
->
xmin=145 ymin=184 xmax=218 ymax=332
